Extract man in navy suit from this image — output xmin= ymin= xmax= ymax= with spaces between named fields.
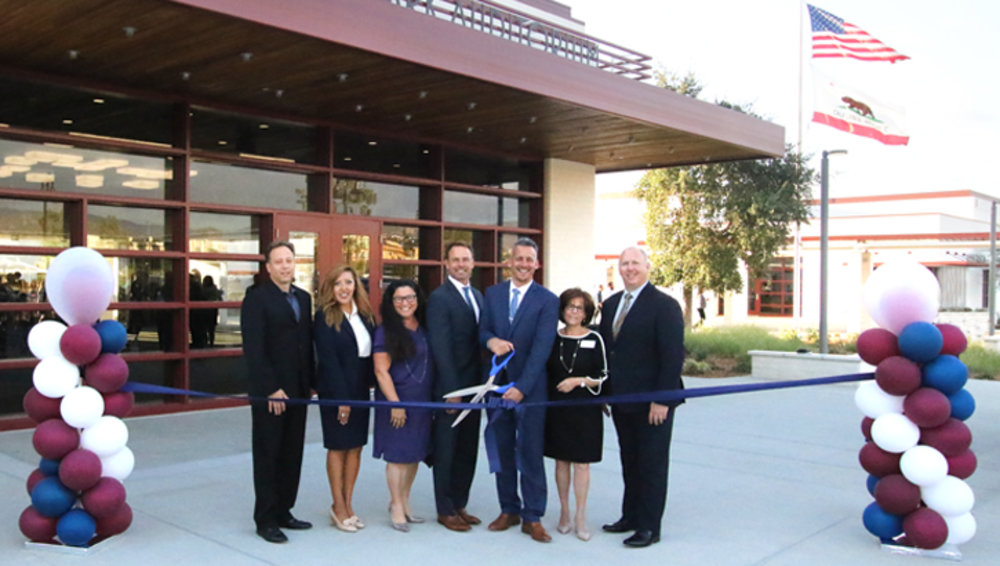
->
xmin=479 ymin=237 xmax=559 ymax=543
xmin=599 ymin=246 xmax=685 ymax=548
xmin=427 ymin=242 xmax=485 ymax=532
xmin=240 ymin=241 xmax=314 ymax=543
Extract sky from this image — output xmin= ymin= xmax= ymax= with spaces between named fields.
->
xmin=562 ymin=0 xmax=1000 ymax=200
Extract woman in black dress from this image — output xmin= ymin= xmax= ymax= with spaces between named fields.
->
xmin=545 ymin=288 xmax=607 ymax=542
xmin=314 ymin=265 xmax=376 ymax=533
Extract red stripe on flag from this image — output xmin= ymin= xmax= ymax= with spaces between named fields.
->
xmin=812 ymin=112 xmax=909 ymax=146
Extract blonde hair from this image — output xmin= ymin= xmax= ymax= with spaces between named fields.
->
xmin=317 ymin=265 xmax=374 ymax=330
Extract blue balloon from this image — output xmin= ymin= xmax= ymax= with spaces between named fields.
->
xmin=39 ymin=458 xmax=60 ymax=476
xmin=866 ymin=475 xmax=880 ymax=496
xmin=57 ymin=509 xmax=96 ymax=547
xmin=923 ymin=354 xmax=968 ymax=395
xmin=897 ymin=322 xmax=943 ymax=363
xmin=948 ymin=388 xmax=976 ymax=420
xmin=30 ymin=477 xmax=76 ymax=518
xmin=862 ymin=502 xmax=903 ymax=540
xmin=94 ymin=320 xmax=128 ymax=354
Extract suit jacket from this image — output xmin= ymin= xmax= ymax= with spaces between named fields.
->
xmin=478 ymin=281 xmax=559 ymax=401
xmin=240 ymin=279 xmax=314 ymax=399
xmin=599 ymin=284 xmax=685 ymax=410
xmin=427 ymin=281 xmax=485 ymax=399
xmin=313 ymin=308 xmax=375 ymax=400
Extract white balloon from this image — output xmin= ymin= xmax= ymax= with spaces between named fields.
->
xmin=27 ymin=320 xmax=68 ymax=360
xmin=900 ymin=445 xmax=949 ymax=486
xmin=45 ymin=247 xmax=114 ymax=325
xmin=100 ymin=446 xmax=135 ymax=481
xmin=60 ymin=385 xmax=105 ymax=429
xmin=871 ymin=413 xmax=920 ymax=453
xmin=32 ymin=356 xmax=81 ymax=399
xmin=922 ymin=476 xmax=975 ymax=517
xmin=944 ymin=512 xmax=977 ymax=545
xmin=80 ymin=416 xmax=129 ymax=457
xmin=863 ymin=259 xmax=940 ymax=334
xmin=854 ymin=381 xmax=905 ymax=419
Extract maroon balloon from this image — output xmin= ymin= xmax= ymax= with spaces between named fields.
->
xmin=23 ymin=387 xmax=62 ymax=423
xmin=859 ymin=441 xmax=902 ymax=477
xmin=873 ymin=474 xmax=921 ymax=515
xmin=85 ymin=354 xmax=129 ymax=393
xmin=902 ymin=508 xmax=948 ymax=550
xmin=936 ymin=323 xmax=968 ymax=356
xmin=921 ymin=418 xmax=973 ymax=457
xmin=903 ymin=388 xmax=951 ymax=428
xmin=95 ymin=502 xmax=132 ymax=537
xmin=60 ymin=324 xmax=103 ymax=366
xmin=946 ymin=449 xmax=978 ymax=479
xmin=861 ymin=417 xmax=874 ymax=441
xmin=102 ymin=391 xmax=135 ymax=418
xmin=19 ymin=505 xmax=58 ymax=543
xmin=857 ymin=328 xmax=900 ymax=365
xmin=32 ymin=419 xmax=80 ymax=460
xmin=26 ymin=468 xmax=48 ymax=495
xmin=875 ymin=356 xmax=922 ymax=396
xmin=82 ymin=477 xmax=126 ymax=518
xmin=59 ymin=449 xmax=103 ymax=492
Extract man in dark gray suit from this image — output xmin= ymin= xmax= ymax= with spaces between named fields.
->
xmin=599 ymin=246 xmax=685 ymax=548
xmin=427 ymin=242 xmax=485 ymax=532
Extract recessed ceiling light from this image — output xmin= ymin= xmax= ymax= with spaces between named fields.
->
xmin=404 ymin=114 xmax=412 ymax=122
xmin=259 ymin=123 xmax=270 ymax=129
xmin=62 ymin=119 xmax=73 ymax=125
xmin=275 ymin=89 xmax=284 ymax=98
xmin=519 ymin=137 xmax=527 ymax=144
xmin=422 ymin=149 xmax=430 ymax=154
xmin=467 ymin=102 xmax=477 ymax=110
xmin=392 ymin=163 xmax=401 ymax=168
xmin=466 ymin=126 xmax=474 ymax=133
xmin=529 ymin=116 xmax=537 ymax=124
xmin=338 ymin=73 xmax=349 ymax=82
xmin=181 ymin=71 xmax=191 ymax=81
xmin=343 ymin=156 xmax=353 ymax=161
xmin=240 ymin=52 xmax=253 ymax=62
xmin=123 ymin=26 xmax=136 ymax=38
xmin=92 ymin=98 xmax=105 ymax=104
xmin=355 ymin=104 xmax=364 ymax=112
xmin=418 ymin=91 xmax=428 ymax=99
xmin=67 ymin=49 xmax=79 ymax=60
xmin=217 ymin=140 xmax=228 ymax=146
xmin=368 ymin=141 xmax=377 ymax=146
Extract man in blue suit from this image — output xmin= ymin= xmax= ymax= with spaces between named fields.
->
xmin=599 ymin=246 xmax=685 ymax=548
xmin=427 ymin=242 xmax=485 ymax=532
xmin=479 ymin=237 xmax=559 ymax=543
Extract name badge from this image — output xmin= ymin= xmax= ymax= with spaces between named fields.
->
xmin=580 ymin=340 xmax=596 ymax=349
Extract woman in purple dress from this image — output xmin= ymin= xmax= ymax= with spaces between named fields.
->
xmin=372 ymin=279 xmax=433 ymax=532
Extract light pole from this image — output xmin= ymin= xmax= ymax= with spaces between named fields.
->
xmin=819 ymin=149 xmax=846 ymax=354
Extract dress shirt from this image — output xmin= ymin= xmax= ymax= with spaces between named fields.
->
xmin=612 ymin=280 xmax=648 ymax=329
xmin=344 ymin=301 xmax=372 ymax=357
xmin=508 ymin=280 xmax=532 ymax=320
xmin=448 ymin=275 xmax=479 ymax=322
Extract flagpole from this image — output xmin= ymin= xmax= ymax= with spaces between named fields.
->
xmin=794 ymin=0 xmax=805 ymax=322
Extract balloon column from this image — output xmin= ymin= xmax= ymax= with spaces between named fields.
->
xmin=19 ymin=247 xmax=135 ymax=547
xmin=855 ymin=260 xmax=977 ymax=552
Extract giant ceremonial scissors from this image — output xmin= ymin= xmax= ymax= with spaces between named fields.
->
xmin=443 ymin=350 xmax=515 ymax=428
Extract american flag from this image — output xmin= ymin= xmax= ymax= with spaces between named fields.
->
xmin=808 ymin=4 xmax=909 ymax=63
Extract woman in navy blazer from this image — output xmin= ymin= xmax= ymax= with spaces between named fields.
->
xmin=314 ymin=265 xmax=376 ymax=533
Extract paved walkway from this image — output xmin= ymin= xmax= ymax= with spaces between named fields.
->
xmin=1 ymin=376 xmax=997 ymax=566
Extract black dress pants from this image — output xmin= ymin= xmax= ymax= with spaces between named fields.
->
xmin=251 ymin=402 xmax=307 ymax=528
xmin=612 ymin=406 xmax=676 ymax=537
xmin=432 ymin=409 xmax=481 ymax=516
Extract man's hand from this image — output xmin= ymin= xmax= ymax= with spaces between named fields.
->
xmin=648 ymin=402 xmax=669 ymax=426
xmin=502 ymin=386 xmax=524 ymax=404
xmin=445 ymin=396 xmax=461 ymax=414
xmin=486 ymin=337 xmax=514 ymax=356
xmin=268 ymin=388 xmax=289 ymax=415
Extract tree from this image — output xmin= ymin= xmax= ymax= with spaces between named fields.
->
xmin=634 ymin=72 xmax=815 ymax=327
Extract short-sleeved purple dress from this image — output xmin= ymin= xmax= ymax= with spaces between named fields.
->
xmin=372 ymin=325 xmax=434 ymax=464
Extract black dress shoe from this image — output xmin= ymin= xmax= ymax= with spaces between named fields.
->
xmin=256 ymin=526 xmax=288 ymax=543
xmin=623 ymin=530 xmax=660 ymax=548
xmin=602 ymin=518 xmax=635 ymax=533
xmin=279 ymin=517 xmax=313 ymax=530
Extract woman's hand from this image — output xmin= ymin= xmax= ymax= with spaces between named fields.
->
xmin=391 ymin=407 xmax=407 ymax=428
xmin=556 ymin=377 xmax=586 ymax=393
xmin=338 ymin=405 xmax=351 ymax=425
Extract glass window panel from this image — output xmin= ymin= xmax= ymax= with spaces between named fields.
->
xmin=190 ymin=307 xmax=242 ymax=349
xmin=87 ymin=205 xmax=172 ymax=251
xmin=188 ymin=261 xmax=256 ymax=303
xmin=443 ymin=229 xmax=490 ymax=263
xmin=189 ymin=161 xmax=314 ymax=211
xmin=191 ymin=356 xmax=247 ymax=395
xmin=288 ymin=231 xmax=319 ymax=300
xmin=1 ymin=311 xmax=56 ymax=359
xmin=444 ymin=191 xmax=499 ymax=224
xmin=105 ymin=257 xmax=176 ymax=302
xmin=445 ymin=150 xmax=538 ymax=191
xmin=0 ymin=138 xmax=173 ymax=199
xmin=334 ymin=131 xmax=433 ymax=178
xmin=381 ymin=225 xmax=421 ymax=260
xmin=190 ymin=108 xmax=320 ymax=164
xmin=0 ymin=366 xmax=32 ymax=413
xmin=498 ymin=233 xmax=522 ymax=262
xmin=99 ymin=309 xmax=178 ymax=353
xmin=0 ymin=76 xmax=174 ymax=145
xmin=0 ymin=255 xmax=52 ymax=303
xmin=126 ymin=361 xmax=173 ymax=403
xmin=383 ymin=264 xmax=418 ymax=286
xmin=0 ymin=199 xmax=69 ymax=247
xmin=343 ymin=235 xmax=371 ymax=290
xmin=189 ymin=212 xmax=260 ymax=254
xmin=500 ymin=197 xmax=532 ymax=228
xmin=333 ymin=178 xmax=420 ymax=219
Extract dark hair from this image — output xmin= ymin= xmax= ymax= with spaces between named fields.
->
xmin=558 ymin=287 xmax=595 ymax=325
xmin=512 ymin=237 xmax=538 ymax=253
xmin=379 ymin=279 xmax=426 ymax=361
xmin=265 ymin=240 xmax=295 ymax=262
xmin=445 ymin=241 xmax=474 ymax=260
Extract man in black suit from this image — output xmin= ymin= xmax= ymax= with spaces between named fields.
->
xmin=599 ymin=246 xmax=685 ymax=548
xmin=427 ymin=242 xmax=485 ymax=532
xmin=240 ymin=241 xmax=314 ymax=543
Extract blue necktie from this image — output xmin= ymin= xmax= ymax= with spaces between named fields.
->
xmin=509 ymin=288 xmax=520 ymax=322
xmin=285 ymin=291 xmax=301 ymax=322
xmin=462 ymin=285 xmax=478 ymax=321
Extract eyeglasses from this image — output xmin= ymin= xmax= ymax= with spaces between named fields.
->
xmin=565 ymin=304 xmax=586 ymax=312
xmin=393 ymin=294 xmax=418 ymax=304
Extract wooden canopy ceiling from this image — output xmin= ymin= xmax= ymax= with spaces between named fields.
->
xmin=0 ymin=0 xmax=785 ymax=172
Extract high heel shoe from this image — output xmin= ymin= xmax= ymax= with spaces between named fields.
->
xmin=347 ymin=515 xmax=365 ymax=529
xmin=556 ymin=522 xmax=572 ymax=535
xmin=391 ymin=520 xmax=410 ymax=532
xmin=575 ymin=526 xmax=592 ymax=542
xmin=404 ymin=512 xmax=425 ymax=524
xmin=329 ymin=507 xmax=357 ymax=533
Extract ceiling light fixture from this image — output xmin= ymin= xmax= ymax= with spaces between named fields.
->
xmin=240 ymin=52 xmax=253 ymax=62
xmin=418 ymin=91 xmax=428 ymax=99
xmin=181 ymin=71 xmax=191 ymax=81
xmin=67 ymin=49 xmax=79 ymax=60
xmin=467 ymin=102 xmax=477 ymax=110
xmin=338 ymin=73 xmax=349 ymax=82
xmin=123 ymin=26 xmax=136 ymax=38
xmin=355 ymin=104 xmax=364 ymax=112
xmin=92 ymin=98 xmax=105 ymax=104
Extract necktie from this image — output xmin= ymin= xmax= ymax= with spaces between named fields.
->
xmin=285 ymin=290 xmax=301 ymax=322
xmin=462 ymin=286 xmax=478 ymax=321
xmin=613 ymin=293 xmax=632 ymax=339
xmin=509 ymin=288 xmax=520 ymax=322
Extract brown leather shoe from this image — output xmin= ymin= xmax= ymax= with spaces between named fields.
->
xmin=457 ymin=509 xmax=481 ymax=526
xmin=521 ymin=521 xmax=552 ymax=542
xmin=487 ymin=513 xmax=521 ymax=532
xmin=438 ymin=514 xmax=471 ymax=532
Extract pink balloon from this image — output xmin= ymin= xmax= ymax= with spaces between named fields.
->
xmin=45 ymin=247 xmax=114 ymax=326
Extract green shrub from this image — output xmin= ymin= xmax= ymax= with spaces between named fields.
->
xmin=961 ymin=343 xmax=1000 ymax=380
xmin=682 ymin=359 xmax=711 ymax=375
xmin=685 ymin=325 xmax=808 ymax=373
